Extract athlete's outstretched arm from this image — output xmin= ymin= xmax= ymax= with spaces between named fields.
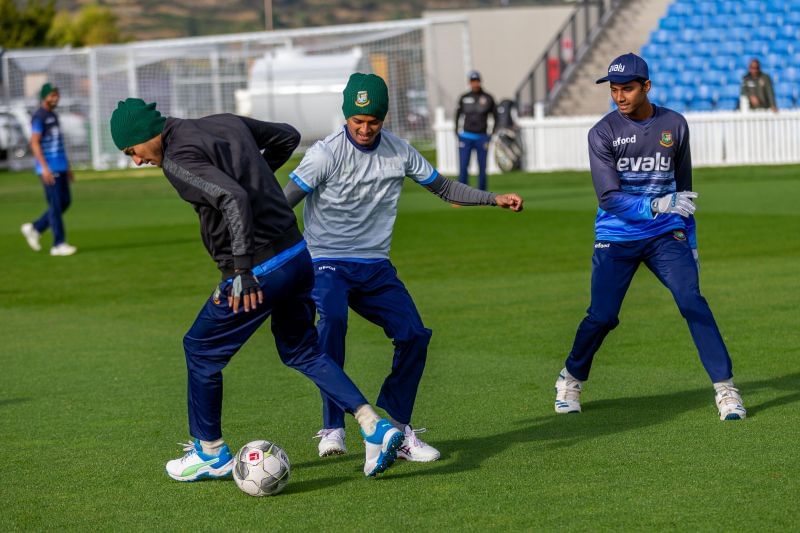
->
xmin=423 ymin=175 xmax=523 ymax=211
xmin=238 ymin=116 xmax=301 ymax=171
xmin=283 ymin=180 xmax=308 ymax=208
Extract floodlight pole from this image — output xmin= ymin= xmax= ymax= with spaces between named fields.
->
xmin=264 ymin=0 xmax=273 ymax=31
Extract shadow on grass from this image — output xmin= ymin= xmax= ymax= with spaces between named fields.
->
xmin=0 ymin=397 xmax=31 ymax=408
xmin=78 ymin=237 xmax=196 ymax=254
xmin=382 ymin=372 xmax=800 ymax=480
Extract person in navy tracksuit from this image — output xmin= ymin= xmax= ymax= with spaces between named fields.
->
xmin=455 ymin=70 xmax=497 ymax=191
xmin=553 ymin=53 xmax=746 ymax=421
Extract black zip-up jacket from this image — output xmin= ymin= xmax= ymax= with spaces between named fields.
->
xmin=455 ymin=89 xmax=497 ymax=135
xmin=160 ymin=114 xmax=302 ymax=278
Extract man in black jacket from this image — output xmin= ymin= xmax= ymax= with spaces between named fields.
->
xmin=455 ymin=70 xmax=497 ymax=191
xmin=109 ymin=98 xmax=405 ymax=480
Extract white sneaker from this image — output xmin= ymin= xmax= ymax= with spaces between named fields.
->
xmin=50 ymin=243 xmax=77 ymax=256
xmin=21 ymin=223 xmax=41 ymax=251
xmin=397 ymin=425 xmax=440 ymax=462
xmin=715 ymin=382 xmax=747 ymax=421
xmin=554 ymin=368 xmax=582 ymax=413
xmin=165 ymin=440 xmax=234 ymax=482
xmin=314 ymin=428 xmax=347 ymax=457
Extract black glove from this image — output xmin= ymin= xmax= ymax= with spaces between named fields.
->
xmin=231 ymin=269 xmax=260 ymax=300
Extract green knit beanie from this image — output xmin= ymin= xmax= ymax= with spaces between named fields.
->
xmin=342 ymin=73 xmax=389 ymax=121
xmin=40 ymin=83 xmax=58 ymax=100
xmin=109 ymin=98 xmax=166 ymax=150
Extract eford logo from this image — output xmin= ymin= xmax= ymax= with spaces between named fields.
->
xmin=612 ymin=134 xmax=636 ymax=147
xmin=609 ymin=63 xmax=625 ymax=73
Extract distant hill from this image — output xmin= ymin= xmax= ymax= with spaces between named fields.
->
xmin=58 ymin=0 xmax=560 ymax=41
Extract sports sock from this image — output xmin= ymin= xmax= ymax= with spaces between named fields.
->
xmin=354 ymin=404 xmax=380 ymax=435
xmin=200 ymin=438 xmax=225 ymax=456
xmin=713 ymin=379 xmax=735 ymax=391
xmin=562 ymin=367 xmax=580 ymax=381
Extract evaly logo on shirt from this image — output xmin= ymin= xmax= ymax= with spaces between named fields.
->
xmin=617 ymin=153 xmax=672 ymax=172
xmin=660 ymin=130 xmax=674 ymax=148
xmin=355 ymin=91 xmax=370 ymax=107
xmin=609 ymin=63 xmax=625 ymax=73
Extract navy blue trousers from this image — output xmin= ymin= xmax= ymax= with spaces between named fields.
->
xmin=458 ymin=133 xmax=489 ymax=191
xmin=565 ymin=231 xmax=733 ymax=383
xmin=183 ymin=248 xmax=368 ymax=441
xmin=312 ymin=260 xmax=432 ymax=428
xmin=32 ymin=172 xmax=70 ymax=246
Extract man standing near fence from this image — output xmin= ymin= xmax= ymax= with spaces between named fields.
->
xmin=21 ymin=83 xmax=77 ymax=256
xmin=553 ymin=53 xmax=746 ymax=421
xmin=284 ymin=73 xmax=523 ymax=462
xmin=455 ymin=70 xmax=497 ymax=191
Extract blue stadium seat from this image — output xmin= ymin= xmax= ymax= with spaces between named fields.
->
xmin=709 ymin=55 xmax=735 ymax=70
xmin=776 ymin=82 xmax=797 ymax=100
xmin=694 ymin=41 xmax=718 ymax=56
xmin=671 ymin=42 xmax=693 ymax=57
xmin=690 ymin=100 xmax=714 ymax=112
xmin=685 ymin=15 xmax=708 ymax=29
xmin=737 ymin=13 xmax=760 ymax=27
xmin=788 ymin=0 xmax=800 ymax=11
xmin=719 ymin=84 xmax=741 ymax=100
xmin=680 ymin=29 xmax=700 ymax=42
xmin=651 ymin=30 xmax=671 ymax=44
xmin=766 ymin=0 xmax=787 ymax=13
xmin=719 ymin=41 xmax=744 ymax=56
xmin=742 ymin=0 xmax=766 ymax=13
xmin=783 ymin=67 xmax=800 ymax=82
xmin=678 ymin=71 xmax=696 ymax=86
xmin=776 ymin=96 xmax=795 ymax=109
xmin=794 ymin=52 xmax=800 ymax=66
xmin=659 ymin=55 xmax=681 ymax=72
xmin=704 ymin=70 xmax=727 ymax=85
xmin=764 ymin=13 xmax=785 ymax=26
xmin=668 ymin=3 xmax=693 ymax=17
xmin=640 ymin=43 xmax=664 ymax=59
xmin=726 ymin=27 xmax=752 ymax=42
xmin=771 ymin=40 xmax=795 ymax=55
xmin=686 ymin=56 xmax=707 ymax=70
xmin=695 ymin=85 xmax=715 ymax=101
xmin=753 ymin=27 xmax=778 ymax=41
xmin=660 ymin=17 xmax=683 ymax=30
xmin=777 ymin=25 xmax=799 ymax=40
xmin=744 ymin=41 xmax=771 ymax=56
xmin=701 ymin=28 xmax=725 ymax=42
xmin=763 ymin=54 xmax=787 ymax=71
xmin=716 ymin=98 xmax=738 ymax=111
xmin=787 ymin=12 xmax=800 ymax=25
xmin=697 ymin=2 xmax=717 ymax=16
xmin=664 ymin=100 xmax=686 ymax=112
xmin=718 ymin=2 xmax=742 ymax=15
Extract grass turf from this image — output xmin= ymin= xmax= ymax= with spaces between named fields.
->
xmin=1 ymin=163 xmax=799 ymax=530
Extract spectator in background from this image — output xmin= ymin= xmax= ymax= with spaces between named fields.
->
xmin=740 ymin=59 xmax=777 ymax=112
xmin=20 ymin=83 xmax=77 ymax=256
xmin=455 ymin=70 xmax=497 ymax=191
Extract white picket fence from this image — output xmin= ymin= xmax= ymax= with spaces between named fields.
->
xmin=434 ymin=107 xmax=800 ymax=174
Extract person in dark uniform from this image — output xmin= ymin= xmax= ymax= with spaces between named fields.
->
xmin=455 ymin=70 xmax=497 ymax=191
xmin=109 ymin=98 xmax=405 ymax=481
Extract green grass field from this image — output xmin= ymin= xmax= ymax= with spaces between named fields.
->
xmin=2 ymin=163 xmax=799 ymax=530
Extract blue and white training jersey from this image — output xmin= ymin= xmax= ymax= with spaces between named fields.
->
xmin=289 ymin=126 xmax=438 ymax=260
xmin=588 ymin=105 xmax=696 ymax=247
xmin=31 ymin=107 xmax=69 ymax=174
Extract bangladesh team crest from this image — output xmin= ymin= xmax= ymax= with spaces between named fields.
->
xmin=673 ymin=230 xmax=686 ymax=241
xmin=660 ymin=130 xmax=674 ymax=148
xmin=355 ymin=90 xmax=370 ymax=107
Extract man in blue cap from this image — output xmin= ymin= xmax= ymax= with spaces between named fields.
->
xmin=455 ymin=70 xmax=497 ymax=191
xmin=552 ymin=53 xmax=746 ymax=421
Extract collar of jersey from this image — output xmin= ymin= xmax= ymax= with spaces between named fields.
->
xmin=620 ymin=104 xmax=659 ymax=127
xmin=343 ymin=125 xmax=381 ymax=153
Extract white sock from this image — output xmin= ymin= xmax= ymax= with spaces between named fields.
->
xmin=200 ymin=438 xmax=225 ymax=456
xmin=354 ymin=404 xmax=380 ymax=435
xmin=713 ymin=379 xmax=735 ymax=391
xmin=562 ymin=367 xmax=580 ymax=381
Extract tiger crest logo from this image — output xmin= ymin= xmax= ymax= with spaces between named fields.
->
xmin=355 ymin=90 xmax=370 ymax=107
xmin=660 ymin=130 xmax=674 ymax=148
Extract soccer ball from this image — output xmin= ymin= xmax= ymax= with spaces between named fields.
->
xmin=233 ymin=440 xmax=291 ymax=497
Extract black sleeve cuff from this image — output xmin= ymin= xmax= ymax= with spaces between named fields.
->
xmin=233 ymin=254 xmax=253 ymax=271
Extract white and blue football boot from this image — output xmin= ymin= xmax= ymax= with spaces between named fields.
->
xmin=554 ymin=368 xmax=583 ymax=414
xmin=165 ymin=439 xmax=234 ymax=481
xmin=361 ymin=419 xmax=404 ymax=477
xmin=715 ymin=383 xmax=747 ymax=421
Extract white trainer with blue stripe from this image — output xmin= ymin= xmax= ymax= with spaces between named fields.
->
xmin=554 ymin=368 xmax=583 ymax=414
xmin=361 ymin=419 xmax=404 ymax=477
xmin=165 ymin=440 xmax=234 ymax=482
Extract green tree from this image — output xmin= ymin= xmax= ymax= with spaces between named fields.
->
xmin=46 ymin=4 xmax=126 ymax=47
xmin=0 ymin=0 xmax=56 ymax=48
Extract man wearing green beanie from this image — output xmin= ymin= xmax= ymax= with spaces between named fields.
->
xmin=285 ymin=73 xmax=524 ymax=462
xmin=21 ymin=83 xmax=77 ymax=256
xmin=110 ymin=99 xmax=406 ymax=481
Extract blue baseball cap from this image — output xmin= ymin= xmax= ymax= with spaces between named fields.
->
xmin=595 ymin=53 xmax=649 ymax=84
xmin=468 ymin=70 xmax=481 ymax=81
